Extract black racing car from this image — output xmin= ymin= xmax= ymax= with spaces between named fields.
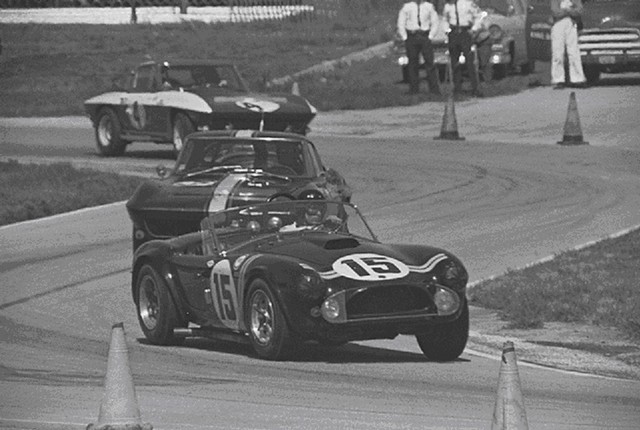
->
xmin=84 ymin=59 xmax=317 ymax=156
xmin=131 ymin=200 xmax=469 ymax=361
xmin=126 ymin=130 xmax=351 ymax=250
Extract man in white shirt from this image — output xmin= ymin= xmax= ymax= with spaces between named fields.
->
xmin=397 ymin=0 xmax=441 ymax=95
xmin=442 ymin=0 xmax=483 ymax=96
xmin=550 ymin=0 xmax=586 ymax=88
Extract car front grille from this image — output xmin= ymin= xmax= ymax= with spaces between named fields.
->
xmin=346 ymin=285 xmax=434 ymax=320
xmin=579 ymin=28 xmax=640 ymax=55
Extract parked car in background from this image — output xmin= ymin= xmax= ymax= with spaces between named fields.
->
xmin=394 ymin=0 xmax=531 ymax=83
xmin=84 ymin=60 xmax=317 ymax=156
xmin=126 ymin=130 xmax=351 ymax=250
xmin=131 ymin=200 xmax=470 ymax=361
xmin=526 ymin=0 xmax=640 ymax=84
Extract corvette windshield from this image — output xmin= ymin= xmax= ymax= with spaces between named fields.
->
xmin=163 ymin=64 xmax=247 ymax=91
xmin=174 ymin=138 xmax=317 ymax=178
xmin=200 ymin=201 xmax=378 ymax=252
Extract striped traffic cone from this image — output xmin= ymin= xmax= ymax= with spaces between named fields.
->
xmin=557 ymin=91 xmax=588 ymax=145
xmin=435 ymin=93 xmax=465 ymax=141
xmin=491 ymin=341 xmax=529 ymax=429
xmin=87 ymin=323 xmax=152 ymax=430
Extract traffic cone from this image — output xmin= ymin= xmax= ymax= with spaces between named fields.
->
xmin=291 ymin=81 xmax=300 ymax=96
xmin=434 ymin=93 xmax=465 ymax=140
xmin=87 ymin=323 xmax=152 ymax=430
xmin=557 ymin=91 xmax=588 ymax=145
xmin=491 ymin=341 xmax=529 ymax=430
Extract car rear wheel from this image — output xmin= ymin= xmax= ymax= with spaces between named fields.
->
xmin=95 ymin=107 xmax=127 ymax=156
xmin=172 ymin=112 xmax=195 ymax=156
xmin=416 ymin=301 xmax=469 ymax=362
xmin=135 ymin=264 xmax=185 ymax=345
xmin=246 ymin=278 xmax=296 ymax=360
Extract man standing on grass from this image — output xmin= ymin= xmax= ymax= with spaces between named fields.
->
xmin=397 ymin=0 xmax=441 ymax=95
xmin=442 ymin=0 xmax=483 ymax=97
xmin=550 ymin=0 xmax=587 ymax=89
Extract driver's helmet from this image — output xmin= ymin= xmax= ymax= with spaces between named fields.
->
xmin=303 ymin=201 xmax=325 ymax=225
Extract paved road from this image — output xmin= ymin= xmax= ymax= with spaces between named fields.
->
xmin=2 ymin=82 xmax=640 ymax=428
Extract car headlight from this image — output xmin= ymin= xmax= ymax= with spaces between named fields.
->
xmin=297 ymin=265 xmax=326 ymax=301
xmin=321 ymin=293 xmax=348 ymax=323
xmin=437 ymin=259 xmax=468 ymax=289
xmin=434 ymin=286 xmax=460 ymax=316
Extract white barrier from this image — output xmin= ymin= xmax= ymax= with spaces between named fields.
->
xmin=0 ymin=5 xmax=311 ymax=24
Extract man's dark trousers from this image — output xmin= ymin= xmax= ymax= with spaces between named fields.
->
xmin=405 ymin=31 xmax=440 ymax=94
xmin=448 ymin=27 xmax=479 ymax=92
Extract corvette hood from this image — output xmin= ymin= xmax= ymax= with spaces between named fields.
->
xmin=187 ymin=87 xmax=317 ymax=117
xmin=126 ymin=173 xmax=310 ymax=216
xmin=582 ymin=1 xmax=640 ymax=29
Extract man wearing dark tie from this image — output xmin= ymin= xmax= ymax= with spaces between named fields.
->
xmin=397 ymin=0 xmax=441 ymax=95
xmin=442 ymin=0 xmax=483 ymax=97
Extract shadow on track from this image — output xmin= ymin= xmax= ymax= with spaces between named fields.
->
xmin=138 ymin=337 xmax=471 ymax=364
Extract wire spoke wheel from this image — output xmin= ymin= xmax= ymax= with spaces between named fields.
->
xmin=250 ymin=290 xmax=274 ymax=345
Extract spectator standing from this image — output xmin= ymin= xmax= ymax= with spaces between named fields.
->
xmin=550 ymin=0 xmax=586 ymax=89
xmin=442 ymin=0 xmax=483 ymax=97
xmin=397 ymin=0 xmax=441 ymax=95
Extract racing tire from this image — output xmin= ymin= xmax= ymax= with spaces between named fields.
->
xmin=95 ymin=107 xmax=127 ymax=156
xmin=415 ymin=301 xmax=469 ymax=362
xmin=246 ymin=278 xmax=297 ymax=360
xmin=172 ymin=112 xmax=195 ymax=156
xmin=135 ymin=264 xmax=185 ymax=346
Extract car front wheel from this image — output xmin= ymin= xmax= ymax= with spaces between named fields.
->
xmin=135 ymin=264 xmax=185 ymax=345
xmin=416 ymin=301 xmax=469 ymax=362
xmin=246 ymin=278 xmax=296 ymax=360
xmin=95 ymin=108 xmax=127 ymax=156
xmin=172 ymin=112 xmax=195 ymax=156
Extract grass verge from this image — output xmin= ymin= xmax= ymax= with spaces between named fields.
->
xmin=0 ymin=9 xmax=545 ymax=116
xmin=0 ymin=160 xmax=143 ymax=226
xmin=469 ymin=228 xmax=640 ymax=341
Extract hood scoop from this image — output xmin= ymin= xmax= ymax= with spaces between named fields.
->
xmin=324 ymin=237 xmax=360 ymax=250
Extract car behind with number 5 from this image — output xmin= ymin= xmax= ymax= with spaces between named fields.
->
xmin=84 ymin=59 xmax=317 ymax=156
xmin=132 ymin=200 xmax=469 ymax=361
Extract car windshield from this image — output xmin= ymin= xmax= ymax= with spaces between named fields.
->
xmin=163 ymin=64 xmax=247 ymax=91
xmin=174 ymin=138 xmax=318 ymax=178
xmin=199 ymin=201 xmax=378 ymax=253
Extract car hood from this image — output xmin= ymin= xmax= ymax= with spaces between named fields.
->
xmin=267 ymin=234 xmax=450 ymax=275
xmin=582 ymin=1 xmax=640 ymax=29
xmin=187 ymin=87 xmax=317 ymax=117
xmin=126 ymin=173 xmax=313 ymax=215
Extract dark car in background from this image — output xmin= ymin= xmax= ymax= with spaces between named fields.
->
xmin=132 ymin=200 xmax=469 ymax=361
xmin=526 ymin=0 xmax=640 ymax=84
xmin=126 ymin=130 xmax=351 ymax=250
xmin=395 ymin=0 xmax=531 ymax=83
xmin=84 ymin=60 xmax=317 ymax=156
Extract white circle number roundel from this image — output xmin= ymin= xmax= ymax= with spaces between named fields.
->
xmin=332 ymin=253 xmax=409 ymax=281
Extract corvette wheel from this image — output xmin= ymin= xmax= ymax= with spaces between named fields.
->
xmin=135 ymin=264 xmax=184 ymax=345
xmin=416 ymin=301 xmax=469 ymax=362
xmin=246 ymin=278 xmax=296 ymax=360
xmin=95 ymin=108 xmax=127 ymax=156
xmin=172 ymin=112 xmax=195 ymax=156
